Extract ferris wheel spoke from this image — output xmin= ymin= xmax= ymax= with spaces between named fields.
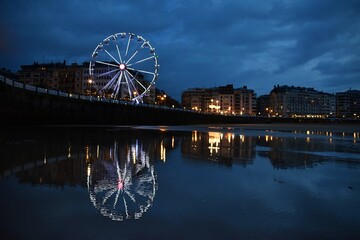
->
xmin=96 ymin=61 xmax=119 ymax=68
xmin=100 ymin=71 xmax=120 ymax=93
xmin=127 ymin=67 xmax=156 ymax=76
xmin=113 ymin=189 xmax=121 ymax=209
xmin=102 ymin=188 xmax=117 ymax=205
xmin=115 ymin=44 xmax=123 ymax=63
xmin=124 ymin=189 xmax=136 ymax=203
xmin=115 ymin=154 xmax=121 ymax=178
xmin=125 ymin=70 xmax=147 ymax=91
xmin=104 ymin=49 xmax=120 ymax=64
xmin=125 ymin=50 xmax=139 ymax=65
xmin=125 ymin=41 xmax=147 ymax=65
xmin=127 ymin=55 xmax=155 ymax=67
xmin=124 ymin=71 xmax=142 ymax=96
xmin=113 ymin=72 xmax=123 ymax=98
xmin=129 ymin=77 xmax=141 ymax=100
xmin=123 ymin=196 xmax=129 ymax=218
xmin=125 ymin=34 xmax=132 ymax=58
xmin=123 ymin=71 xmax=134 ymax=99
xmin=96 ymin=68 xmax=119 ymax=77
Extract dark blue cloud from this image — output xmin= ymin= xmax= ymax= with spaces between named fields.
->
xmin=0 ymin=0 xmax=359 ymax=100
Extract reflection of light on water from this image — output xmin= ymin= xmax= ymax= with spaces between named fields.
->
xmin=306 ymin=137 xmax=310 ymax=143
xmin=208 ymin=132 xmax=221 ymax=154
xmin=192 ymin=131 xmax=198 ymax=142
xmin=354 ymin=133 xmax=358 ymax=143
xmin=171 ymin=136 xmax=175 ymax=148
xmin=225 ymin=133 xmax=233 ymax=143
xmin=88 ymin=141 xmax=157 ymax=222
xmin=160 ymin=140 xmax=166 ymax=162
xmin=68 ymin=144 xmax=71 ymax=158
xmin=87 ymin=164 xmax=91 ymax=177
xmin=85 ymin=146 xmax=90 ymax=161
xmin=97 ymin=145 xmax=100 ymax=158
xmin=325 ymin=132 xmax=333 ymax=137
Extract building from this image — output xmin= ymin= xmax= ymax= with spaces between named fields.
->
xmin=219 ymin=84 xmax=234 ymax=115
xmin=18 ymin=61 xmax=156 ymax=103
xmin=234 ymin=86 xmax=257 ymax=115
xmin=257 ymin=95 xmax=270 ymax=116
xmin=181 ymin=88 xmax=207 ymax=112
xmin=52 ymin=63 xmax=83 ymax=94
xmin=0 ymin=68 xmax=19 ymax=80
xmin=181 ymin=84 xmax=257 ymax=115
xmin=18 ymin=61 xmax=67 ymax=89
xmin=269 ymin=85 xmax=336 ymax=118
xmin=336 ymin=90 xmax=360 ymax=118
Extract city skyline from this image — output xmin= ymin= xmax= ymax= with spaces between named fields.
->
xmin=0 ymin=0 xmax=359 ymax=101
xmin=0 ymin=60 xmax=360 ymax=102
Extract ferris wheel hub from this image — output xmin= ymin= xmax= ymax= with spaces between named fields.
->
xmin=119 ymin=63 xmax=127 ymax=71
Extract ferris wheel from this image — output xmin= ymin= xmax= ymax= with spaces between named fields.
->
xmin=89 ymin=32 xmax=159 ymax=103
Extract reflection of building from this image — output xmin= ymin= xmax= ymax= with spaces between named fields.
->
xmin=269 ymin=85 xmax=336 ymax=118
xmin=336 ymin=90 xmax=360 ymax=118
xmin=181 ymin=84 xmax=257 ymax=115
xmin=3 ymin=129 xmax=179 ymax=221
xmin=16 ymin=155 xmax=88 ymax=187
xmin=181 ymin=131 xmax=256 ymax=166
xmin=256 ymin=131 xmax=336 ymax=169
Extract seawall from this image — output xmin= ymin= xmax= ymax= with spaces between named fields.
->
xmin=1 ymin=76 xmax=359 ymax=126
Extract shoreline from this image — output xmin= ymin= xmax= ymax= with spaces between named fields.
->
xmin=1 ymin=122 xmax=360 ymax=133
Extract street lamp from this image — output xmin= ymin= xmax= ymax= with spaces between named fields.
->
xmin=87 ymin=79 xmax=93 ymax=95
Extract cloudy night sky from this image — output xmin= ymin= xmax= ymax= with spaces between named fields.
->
xmin=0 ymin=0 xmax=359 ymax=100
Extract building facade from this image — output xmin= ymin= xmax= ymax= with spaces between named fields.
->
xmin=18 ymin=61 xmax=156 ymax=103
xmin=18 ymin=61 xmax=66 ymax=89
xmin=181 ymin=84 xmax=257 ymax=115
xmin=234 ymin=86 xmax=257 ymax=115
xmin=256 ymin=95 xmax=270 ymax=116
xmin=336 ymin=90 xmax=360 ymax=118
xmin=269 ymin=85 xmax=336 ymax=118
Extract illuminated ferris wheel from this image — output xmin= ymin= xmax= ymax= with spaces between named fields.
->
xmin=87 ymin=142 xmax=157 ymax=221
xmin=89 ymin=32 xmax=159 ymax=103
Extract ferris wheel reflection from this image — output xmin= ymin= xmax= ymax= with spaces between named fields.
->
xmin=87 ymin=140 xmax=157 ymax=221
